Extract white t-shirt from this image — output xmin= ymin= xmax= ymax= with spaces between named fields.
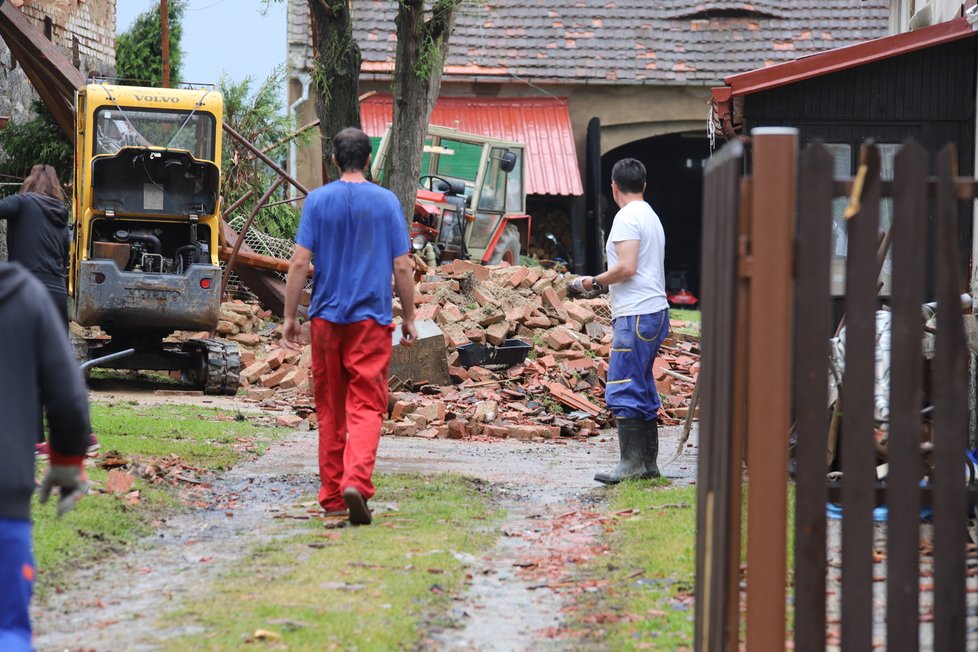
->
xmin=606 ymin=200 xmax=668 ymax=319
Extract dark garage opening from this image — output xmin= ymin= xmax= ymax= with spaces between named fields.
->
xmin=602 ymin=131 xmax=710 ymax=299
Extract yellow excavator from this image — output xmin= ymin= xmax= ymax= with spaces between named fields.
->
xmin=68 ymin=81 xmax=239 ymax=394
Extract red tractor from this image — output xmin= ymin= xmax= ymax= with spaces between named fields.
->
xmin=372 ymin=125 xmax=529 ymax=266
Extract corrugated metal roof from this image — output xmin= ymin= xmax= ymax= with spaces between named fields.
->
xmin=360 ymin=95 xmax=583 ymax=197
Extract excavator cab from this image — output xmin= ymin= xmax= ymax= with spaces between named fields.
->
xmin=69 ymin=82 xmax=239 ymax=394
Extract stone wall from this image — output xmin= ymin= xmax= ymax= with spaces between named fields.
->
xmin=0 ymin=0 xmax=116 ymax=260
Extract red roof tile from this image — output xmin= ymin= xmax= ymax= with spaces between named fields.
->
xmin=346 ymin=1 xmax=889 ymax=85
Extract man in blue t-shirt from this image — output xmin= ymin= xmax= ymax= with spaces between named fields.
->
xmin=282 ymin=127 xmax=417 ymax=526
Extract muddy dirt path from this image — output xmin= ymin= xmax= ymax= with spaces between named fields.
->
xmin=33 ymin=398 xmax=698 ymax=651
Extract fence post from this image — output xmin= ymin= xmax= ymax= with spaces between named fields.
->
xmin=745 ymin=127 xmax=797 ymax=652
xmin=694 ymin=139 xmax=744 ymax=652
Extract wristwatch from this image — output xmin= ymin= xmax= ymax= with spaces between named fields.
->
xmin=591 ymin=278 xmax=604 ymax=293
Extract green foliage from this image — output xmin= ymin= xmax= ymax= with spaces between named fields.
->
xmin=0 ymin=100 xmax=72 ymax=198
xmin=116 ymin=0 xmax=186 ymax=86
xmin=221 ymin=69 xmax=308 ymax=239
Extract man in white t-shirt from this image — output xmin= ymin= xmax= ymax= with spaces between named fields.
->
xmin=570 ymin=158 xmax=669 ymax=484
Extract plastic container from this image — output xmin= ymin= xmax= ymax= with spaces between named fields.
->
xmin=454 ymin=339 xmax=532 ymax=369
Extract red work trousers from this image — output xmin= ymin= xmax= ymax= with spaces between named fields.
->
xmin=311 ymin=318 xmax=393 ymax=512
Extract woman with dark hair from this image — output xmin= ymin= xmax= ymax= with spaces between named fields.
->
xmin=0 ymin=164 xmax=71 ymax=326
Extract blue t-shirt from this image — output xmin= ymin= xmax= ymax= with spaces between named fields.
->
xmin=296 ymin=180 xmax=410 ymax=325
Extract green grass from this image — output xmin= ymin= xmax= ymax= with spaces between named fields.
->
xmin=570 ymin=482 xmax=798 ymax=650
xmin=571 ymin=481 xmax=697 ymax=650
xmin=669 ymin=309 xmax=701 ymax=323
xmin=90 ymin=402 xmax=269 ymax=469
xmin=33 ymin=403 xmax=287 ymax=593
xmin=163 ymin=473 xmax=500 ymax=651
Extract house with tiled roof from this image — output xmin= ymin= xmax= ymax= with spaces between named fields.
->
xmin=286 ymin=1 xmax=888 ymax=274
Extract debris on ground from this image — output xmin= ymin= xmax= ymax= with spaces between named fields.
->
xmin=166 ymin=261 xmax=699 ymax=440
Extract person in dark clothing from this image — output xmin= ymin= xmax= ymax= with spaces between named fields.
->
xmin=0 ymin=262 xmax=90 ymax=651
xmin=0 ymin=164 xmax=71 ymax=326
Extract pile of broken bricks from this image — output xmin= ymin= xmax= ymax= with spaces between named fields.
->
xmin=189 ymin=260 xmax=700 ymax=440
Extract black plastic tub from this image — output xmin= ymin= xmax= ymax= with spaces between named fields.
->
xmin=455 ymin=338 xmax=532 ymax=369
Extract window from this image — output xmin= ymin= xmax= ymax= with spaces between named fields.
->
xmin=826 ymin=142 xmax=898 ymax=296
xmin=94 ymin=107 xmax=216 ymax=161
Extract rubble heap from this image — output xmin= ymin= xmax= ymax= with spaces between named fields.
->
xmin=191 ymin=260 xmax=700 ymax=440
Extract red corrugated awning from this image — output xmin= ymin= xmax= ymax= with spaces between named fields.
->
xmin=360 ymin=95 xmax=583 ymax=196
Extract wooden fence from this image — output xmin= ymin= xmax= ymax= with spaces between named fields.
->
xmin=695 ymin=130 xmax=978 ymax=650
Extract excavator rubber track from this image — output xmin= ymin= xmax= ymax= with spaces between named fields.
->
xmin=183 ymin=338 xmax=241 ymax=396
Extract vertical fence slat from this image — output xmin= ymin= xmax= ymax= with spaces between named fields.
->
xmin=695 ymin=139 xmax=744 ymax=652
xmin=745 ymin=127 xmax=797 ymax=652
xmin=793 ymin=143 xmax=833 ymax=652
xmin=727 ymin=176 xmax=753 ymax=646
xmin=840 ymin=143 xmax=880 ymax=652
xmin=933 ymin=143 xmax=968 ymax=652
xmin=886 ymin=141 xmax=928 ymax=651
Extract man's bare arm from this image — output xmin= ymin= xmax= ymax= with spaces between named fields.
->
xmin=393 ymin=253 xmax=417 ymax=346
xmin=282 ymin=244 xmax=312 ymax=350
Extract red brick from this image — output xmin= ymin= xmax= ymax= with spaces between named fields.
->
xmin=247 ymin=387 xmax=276 ymax=400
xmin=473 ymin=287 xmax=497 ymax=308
xmin=241 ymin=361 xmax=271 ymax=384
xmin=566 ymin=357 xmax=598 ymax=371
xmin=525 ymin=315 xmax=551 ymax=329
xmin=407 ymin=413 xmax=429 ymax=429
xmin=392 ymin=421 xmax=417 ymax=437
xmin=279 ymin=367 xmax=309 ymax=389
xmin=415 ymin=303 xmax=441 ymax=322
xmin=464 ymin=329 xmax=486 ymax=343
xmin=259 ymin=367 xmax=290 ymax=388
xmin=391 ymin=399 xmax=417 ymax=420
xmin=444 ymin=328 xmax=471 ymax=348
xmin=520 ymin=268 xmax=541 ymax=289
xmin=468 ymin=307 xmax=505 ymax=327
xmin=275 ymin=414 xmax=303 ymax=429
xmin=565 ymin=301 xmax=596 ymax=325
xmin=506 ymin=266 xmax=530 ymax=288
xmin=449 ymin=366 xmax=470 ymax=382
xmin=437 ymin=303 xmax=466 ymax=324
xmin=449 ymin=259 xmax=490 ymax=282
xmin=530 ymin=278 xmax=552 ymax=295
xmin=485 ymin=321 xmax=510 ymax=346
xmin=231 ymin=332 xmax=261 ymax=347
xmin=446 ymin=419 xmax=466 ymax=439
xmin=545 ymin=328 xmax=575 ymax=351
xmin=504 ymin=304 xmax=532 ymax=323
xmin=483 ymin=424 xmax=512 ymax=438
xmin=265 ymin=348 xmax=289 ymax=370
xmin=415 ymin=400 xmax=446 ymax=422
xmin=418 ymin=280 xmax=459 ymax=293
xmin=509 ymin=424 xmax=560 ymax=440
xmin=542 ymin=287 xmax=569 ymax=321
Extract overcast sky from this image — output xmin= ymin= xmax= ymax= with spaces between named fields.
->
xmin=116 ymin=0 xmax=287 ymax=100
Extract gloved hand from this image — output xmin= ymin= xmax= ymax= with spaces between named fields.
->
xmin=567 ymin=276 xmax=592 ymax=297
xmin=39 ymin=465 xmax=87 ymax=517
xmin=567 ymin=276 xmax=607 ymax=299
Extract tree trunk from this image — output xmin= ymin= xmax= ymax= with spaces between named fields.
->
xmin=307 ymin=0 xmax=362 ymax=184
xmin=387 ymin=0 xmax=462 ymax=228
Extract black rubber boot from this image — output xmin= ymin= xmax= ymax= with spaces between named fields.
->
xmin=594 ymin=417 xmax=647 ymax=484
xmin=641 ymin=420 xmax=661 ymax=479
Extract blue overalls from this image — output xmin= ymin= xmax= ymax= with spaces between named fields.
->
xmin=605 ymin=309 xmax=670 ymax=421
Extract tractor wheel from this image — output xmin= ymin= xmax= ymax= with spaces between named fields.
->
xmin=488 ymin=223 xmax=521 ymax=265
